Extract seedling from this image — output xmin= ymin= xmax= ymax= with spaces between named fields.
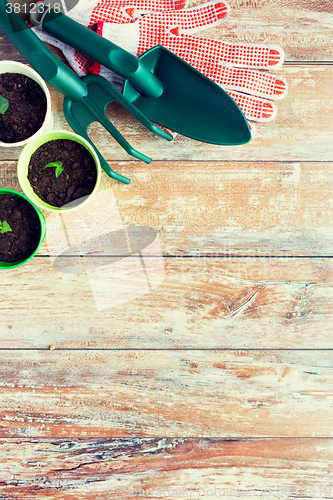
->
xmin=44 ymin=160 xmax=64 ymax=178
xmin=0 ymin=95 xmax=9 ymax=114
xmin=0 ymin=221 xmax=12 ymax=233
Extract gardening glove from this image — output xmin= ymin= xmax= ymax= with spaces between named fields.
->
xmin=33 ymin=0 xmax=288 ymax=133
xmin=67 ymin=0 xmax=189 ymax=25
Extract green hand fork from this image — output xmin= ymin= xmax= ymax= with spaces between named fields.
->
xmin=0 ymin=0 xmax=173 ymax=184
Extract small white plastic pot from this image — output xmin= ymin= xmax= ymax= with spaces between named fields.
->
xmin=0 ymin=60 xmax=53 ymax=148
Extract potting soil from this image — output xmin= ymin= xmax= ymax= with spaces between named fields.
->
xmin=27 ymin=139 xmax=97 ymax=207
xmin=0 ymin=194 xmax=41 ymax=262
xmin=0 ymin=73 xmax=47 ymax=143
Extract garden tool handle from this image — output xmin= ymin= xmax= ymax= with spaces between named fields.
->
xmin=31 ymin=8 xmax=163 ymax=99
xmin=0 ymin=0 xmax=88 ymax=102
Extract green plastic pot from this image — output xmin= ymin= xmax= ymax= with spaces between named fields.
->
xmin=0 ymin=188 xmax=46 ymax=269
xmin=17 ymin=130 xmax=101 ymax=212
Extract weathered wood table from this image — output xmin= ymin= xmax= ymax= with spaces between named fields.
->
xmin=1 ymin=1 xmax=333 ymax=497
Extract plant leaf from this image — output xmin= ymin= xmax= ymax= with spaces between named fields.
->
xmin=44 ymin=161 xmax=64 ymax=178
xmin=44 ymin=161 xmax=63 ymax=169
xmin=0 ymin=95 xmax=9 ymax=114
xmin=0 ymin=220 xmax=12 ymax=234
xmin=55 ymin=164 xmax=64 ymax=178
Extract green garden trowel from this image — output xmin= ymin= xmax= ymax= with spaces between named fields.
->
xmin=31 ymin=7 xmax=251 ymax=146
xmin=0 ymin=1 xmax=251 ymax=184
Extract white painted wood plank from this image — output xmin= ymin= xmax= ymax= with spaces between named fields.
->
xmin=0 ymin=350 xmax=332 ymax=437
xmin=0 ymin=257 xmax=333 ymax=348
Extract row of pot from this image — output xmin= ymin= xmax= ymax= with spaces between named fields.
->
xmin=0 ymin=61 xmax=102 ymax=269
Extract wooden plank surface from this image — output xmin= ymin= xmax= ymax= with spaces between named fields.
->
xmin=1 ymin=438 xmax=332 ymax=499
xmin=1 ymin=159 xmax=333 ymax=348
xmin=2 ymin=161 xmax=333 ymax=256
xmin=1 ymin=258 xmax=333 ymax=348
xmin=110 ymin=161 xmax=333 ymax=256
xmin=1 ymin=0 xmax=333 ymax=496
xmin=0 ymin=350 xmax=333 ymax=438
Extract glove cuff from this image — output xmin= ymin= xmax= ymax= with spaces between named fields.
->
xmin=100 ymin=21 xmax=140 ymax=56
xmin=69 ymin=0 xmax=100 ymax=26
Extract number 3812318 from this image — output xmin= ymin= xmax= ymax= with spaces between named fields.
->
xmin=6 ymin=3 xmax=61 ymax=14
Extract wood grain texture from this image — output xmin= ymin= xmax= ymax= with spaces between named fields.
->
xmin=2 ymin=161 xmax=333 ymax=256
xmin=0 ymin=0 xmax=333 ymax=489
xmin=1 ymin=258 xmax=333 ymax=348
xmin=207 ymin=0 xmax=333 ymax=61
xmin=0 ymin=350 xmax=333 ymax=438
xmin=1 ymin=162 xmax=333 ymax=348
xmin=0 ymin=438 xmax=332 ymax=499
xmin=110 ymin=161 xmax=333 ymax=256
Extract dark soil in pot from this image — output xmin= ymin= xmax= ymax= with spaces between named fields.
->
xmin=27 ymin=139 xmax=97 ymax=207
xmin=0 ymin=194 xmax=41 ymax=263
xmin=0 ymin=73 xmax=47 ymax=143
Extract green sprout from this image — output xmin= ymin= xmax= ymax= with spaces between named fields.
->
xmin=44 ymin=160 xmax=64 ymax=178
xmin=0 ymin=221 xmax=12 ymax=234
xmin=0 ymin=95 xmax=9 ymax=115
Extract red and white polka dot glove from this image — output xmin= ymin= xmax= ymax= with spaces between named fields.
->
xmin=34 ymin=0 xmax=288 ymax=135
